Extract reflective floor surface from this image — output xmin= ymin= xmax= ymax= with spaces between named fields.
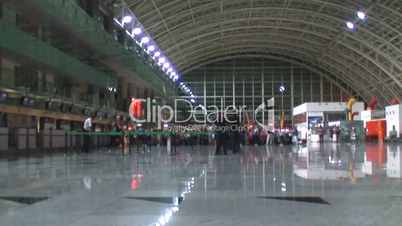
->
xmin=1 ymin=143 xmax=402 ymax=226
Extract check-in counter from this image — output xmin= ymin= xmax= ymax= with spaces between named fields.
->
xmin=52 ymin=130 xmax=66 ymax=148
xmin=17 ymin=128 xmax=36 ymax=150
xmin=28 ymin=129 xmax=36 ymax=149
xmin=6 ymin=128 xmax=112 ymax=151
xmin=0 ymin=128 xmax=8 ymax=151
xmin=42 ymin=129 xmax=52 ymax=149
xmin=42 ymin=129 xmax=67 ymax=149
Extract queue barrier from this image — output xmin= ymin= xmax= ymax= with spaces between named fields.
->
xmin=67 ymin=130 xmax=210 ymax=137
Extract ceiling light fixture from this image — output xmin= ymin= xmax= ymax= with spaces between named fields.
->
xmin=346 ymin=21 xmax=355 ymax=30
xmin=141 ymin=36 xmax=150 ymax=44
xmin=357 ymin=11 xmax=366 ymax=20
xmin=122 ymin=15 xmax=132 ymax=24
xmin=147 ymin=45 xmax=155 ymax=52
xmin=133 ymin=27 xmax=142 ymax=35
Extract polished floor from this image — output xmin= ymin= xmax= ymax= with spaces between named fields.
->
xmin=0 ymin=143 xmax=402 ymax=226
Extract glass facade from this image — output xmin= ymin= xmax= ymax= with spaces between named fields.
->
xmin=184 ymin=58 xmax=347 ymax=125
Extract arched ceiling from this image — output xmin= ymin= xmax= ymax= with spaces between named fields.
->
xmin=121 ymin=0 xmax=402 ymax=105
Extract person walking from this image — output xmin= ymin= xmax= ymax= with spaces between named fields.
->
xmin=83 ymin=115 xmax=93 ymax=153
xmin=215 ymin=113 xmax=228 ymax=155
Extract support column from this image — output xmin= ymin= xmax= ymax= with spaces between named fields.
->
xmin=37 ymin=71 xmax=44 ymax=93
xmin=291 ymin=65 xmax=294 ymax=126
xmin=310 ymin=72 xmax=313 ymax=102
xmin=223 ymin=76 xmax=226 ymax=108
xmin=252 ymin=78 xmax=255 ymax=116
xmin=281 ymin=73 xmax=284 ymax=120
xmin=78 ymin=82 xmax=89 ymax=105
xmin=203 ymin=70 xmax=207 ymax=107
xmin=271 ymin=71 xmax=274 ymax=97
xmin=320 ymin=74 xmax=324 ymax=102
xmin=261 ymin=62 xmax=265 ymax=104
xmin=120 ymin=78 xmax=129 ymax=99
xmin=135 ymin=86 xmax=141 ymax=99
xmin=232 ymin=72 xmax=235 ymax=106
xmin=272 ymin=71 xmax=275 ymax=119
xmin=301 ymin=71 xmax=304 ymax=103
xmin=0 ymin=58 xmax=16 ymax=88
xmin=261 ymin=62 xmax=265 ymax=125
xmin=127 ymin=83 xmax=135 ymax=98
xmin=242 ymin=79 xmax=245 ymax=108
xmin=213 ymin=78 xmax=216 ymax=106
xmin=92 ymin=87 xmax=100 ymax=106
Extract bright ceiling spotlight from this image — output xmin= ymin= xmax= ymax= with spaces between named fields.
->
xmin=141 ymin=36 xmax=150 ymax=44
xmin=122 ymin=15 xmax=132 ymax=24
xmin=357 ymin=11 xmax=366 ymax=20
xmin=279 ymin=85 xmax=286 ymax=93
xmin=171 ymin=72 xmax=176 ymax=77
xmin=158 ymin=57 xmax=166 ymax=64
xmin=163 ymin=62 xmax=170 ymax=68
xmin=167 ymin=68 xmax=173 ymax=73
xmin=180 ymin=82 xmax=184 ymax=85
xmin=346 ymin=21 xmax=355 ymax=30
xmin=191 ymin=99 xmax=195 ymax=103
xmin=133 ymin=27 xmax=142 ymax=35
xmin=173 ymin=76 xmax=179 ymax=81
xmin=154 ymin=51 xmax=161 ymax=58
xmin=147 ymin=45 xmax=155 ymax=52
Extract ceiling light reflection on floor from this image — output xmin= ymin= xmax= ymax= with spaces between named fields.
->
xmin=150 ymin=178 xmax=195 ymax=226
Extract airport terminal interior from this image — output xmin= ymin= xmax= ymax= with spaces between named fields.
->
xmin=0 ymin=0 xmax=402 ymax=225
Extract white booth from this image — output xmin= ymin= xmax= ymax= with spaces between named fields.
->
xmin=293 ymin=102 xmax=365 ymax=141
xmin=360 ymin=110 xmax=386 ymax=129
xmin=385 ymin=104 xmax=402 ymax=138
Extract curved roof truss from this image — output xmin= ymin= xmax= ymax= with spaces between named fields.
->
xmin=121 ymin=0 xmax=402 ymax=105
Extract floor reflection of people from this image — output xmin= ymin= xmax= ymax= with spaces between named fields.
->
xmin=215 ymin=156 xmax=242 ymax=190
xmin=230 ymin=124 xmax=241 ymax=154
xmin=215 ymin=129 xmax=228 ymax=155
xmin=386 ymin=144 xmax=401 ymax=178
xmin=83 ymin=176 xmax=92 ymax=190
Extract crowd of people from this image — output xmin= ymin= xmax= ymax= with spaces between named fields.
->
xmin=84 ymin=113 xmax=392 ymax=155
xmin=81 ymin=113 xmax=303 ymax=155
